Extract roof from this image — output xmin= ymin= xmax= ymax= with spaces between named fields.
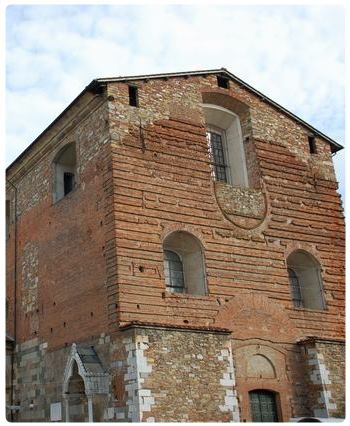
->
xmin=119 ymin=320 xmax=231 ymax=334
xmin=75 ymin=344 xmax=106 ymax=374
xmin=6 ymin=67 xmax=343 ymax=172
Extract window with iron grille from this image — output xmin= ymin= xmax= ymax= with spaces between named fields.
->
xmin=288 ymin=268 xmax=303 ymax=308
xmin=207 ymin=130 xmax=228 ymax=182
xmin=164 ymin=250 xmax=185 ymax=293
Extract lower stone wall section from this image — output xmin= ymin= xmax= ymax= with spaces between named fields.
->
xmin=301 ymin=339 xmax=345 ymax=419
xmin=8 ymin=332 xmax=344 ymax=422
xmin=127 ymin=325 xmax=240 ymax=422
xmin=11 ymin=335 xmax=115 ymax=422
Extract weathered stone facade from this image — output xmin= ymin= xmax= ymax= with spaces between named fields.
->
xmin=6 ymin=69 xmax=345 ymax=422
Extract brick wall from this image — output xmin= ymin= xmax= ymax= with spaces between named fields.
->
xmin=6 ymin=94 xmax=112 ymax=349
xmin=104 ymin=75 xmax=344 ymax=340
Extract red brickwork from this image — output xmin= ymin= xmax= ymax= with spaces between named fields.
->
xmin=104 ymin=75 xmax=344 ymax=339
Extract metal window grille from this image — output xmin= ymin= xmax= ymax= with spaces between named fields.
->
xmin=164 ymin=250 xmax=185 ymax=293
xmin=64 ymin=172 xmax=75 ymax=196
xmin=207 ymin=130 xmax=228 ymax=182
xmin=288 ymin=268 xmax=303 ymax=308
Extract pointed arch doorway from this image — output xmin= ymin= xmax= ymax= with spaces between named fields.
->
xmin=62 ymin=343 xmax=110 ymax=422
xmin=66 ymin=361 xmax=89 ymax=421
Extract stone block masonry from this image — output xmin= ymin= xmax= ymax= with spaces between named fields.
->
xmin=119 ymin=324 xmax=239 ymax=422
xmin=301 ymin=339 xmax=345 ymax=418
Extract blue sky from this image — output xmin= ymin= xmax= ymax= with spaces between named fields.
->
xmin=5 ymin=4 xmax=345 ymax=200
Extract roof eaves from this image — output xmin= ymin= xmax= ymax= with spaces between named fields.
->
xmin=6 ymin=67 xmax=343 ymax=174
xmin=221 ymin=68 xmax=343 ymax=152
xmin=95 ymin=68 xmax=223 ymax=84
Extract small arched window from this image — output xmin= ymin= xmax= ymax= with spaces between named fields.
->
xmin=163 ymin=231 xmax=207 ymax=295
xmin=286 ymin=250 xmax=326 ymax=310
xmin=53 ymin=142 xmax=77 ymax=202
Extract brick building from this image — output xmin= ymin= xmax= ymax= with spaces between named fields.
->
xmin=6 ymin=68 xmax=345 ymax=422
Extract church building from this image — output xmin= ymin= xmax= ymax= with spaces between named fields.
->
xmin=6 ymin=68 xmax=345 ymax=422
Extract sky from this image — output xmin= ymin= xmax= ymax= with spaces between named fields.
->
xmin=4 ymin=2 xmax=346 ymax=201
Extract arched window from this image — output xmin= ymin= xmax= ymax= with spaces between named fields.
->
xmin=163 ymin=231 xmax=207 ymax=295
xmin=286 ymin=250 xmax=326 ymax=310
xmin=53 ymin=142 xmax=77 ymax=202
xmin=203 ymin=104 xmax=248 ymax=187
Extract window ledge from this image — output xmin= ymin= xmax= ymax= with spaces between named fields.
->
xmin=291 ymin=307 xmax=328 ymax=314
xmin=162 ymin=291 xmax=212 ymax=301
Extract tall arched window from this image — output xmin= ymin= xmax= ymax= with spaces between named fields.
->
xmin=286 ymin=250 xmax=326 ymax=310
xmin=53 ymin=142 xmax=77 ymax=202
xmin=163 ymin=231 xmax=207 ymax=295
xmin=203 ymin=104 xmax=248 ymax=187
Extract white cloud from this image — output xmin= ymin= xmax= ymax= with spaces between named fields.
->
xmin=6 ymin=4 xmax=345 ymax=197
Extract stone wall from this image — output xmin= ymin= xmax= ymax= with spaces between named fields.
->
xmin=12 ymin=334 xmax=113 ymax=422
xmin=10 ymin=326 xmax=242 ymax=422
xmin=300 ymin=339 xmax=345 ymax=418
xmin=117 ymin=325 xmax=239 ymax=422
xmin=318 ymin=341 xmax=345 ymax=417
